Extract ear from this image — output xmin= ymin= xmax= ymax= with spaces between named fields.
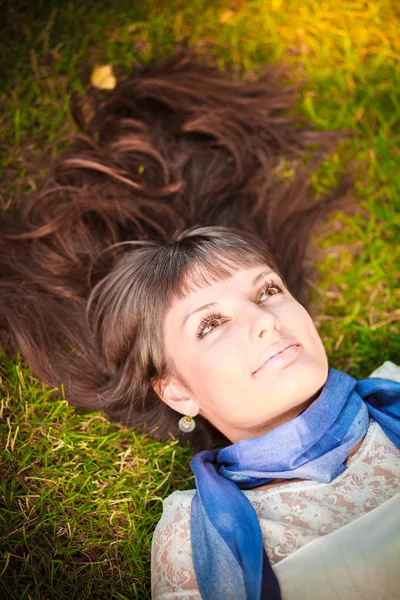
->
xmin=153 ymin=376 xmax=200 ymax=417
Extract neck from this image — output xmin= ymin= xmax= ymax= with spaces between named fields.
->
xmin=226 ymin=386 xmax=324 ymax=444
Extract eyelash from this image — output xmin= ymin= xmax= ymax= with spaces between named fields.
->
xmin=196 ymin=279 xmax=284 ymax=339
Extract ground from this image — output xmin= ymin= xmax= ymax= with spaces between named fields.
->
xmin=1 ymin=1 xmax=399 ymax=598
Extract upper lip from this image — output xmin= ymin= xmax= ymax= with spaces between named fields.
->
xmin=253 ymin=340 xmax=299 ymax=374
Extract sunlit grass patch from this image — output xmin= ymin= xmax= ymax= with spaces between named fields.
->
xmin=0 ymin=352 xmax=192 ymax=599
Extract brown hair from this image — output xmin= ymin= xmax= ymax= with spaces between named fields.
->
xmin=0 ymin=50 xmax=350 ymax=451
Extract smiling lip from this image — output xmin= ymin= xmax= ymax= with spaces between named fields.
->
xmin=253 ymin=341 xmax=300 ymax=375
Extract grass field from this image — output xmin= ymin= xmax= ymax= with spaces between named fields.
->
xmin=1 ymin=1 xmax=400 ymax=598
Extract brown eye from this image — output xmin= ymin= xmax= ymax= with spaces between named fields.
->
xmin=197 ymin=313 xmax=224 ymax=338
xmin=201 ymin=318 xmax=222 ymax=336
xmin=259 ymin=282 xmax=283 ymax=302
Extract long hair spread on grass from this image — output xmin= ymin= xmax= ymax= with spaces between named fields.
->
xmin=0 ymin=51 xmax=350 ymax=451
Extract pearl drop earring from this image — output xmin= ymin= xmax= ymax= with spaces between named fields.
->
xmin=178 ymin=414 xmax=196 ymax=433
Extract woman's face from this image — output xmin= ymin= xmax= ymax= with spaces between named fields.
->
xmin=160 ymin=264 xmax=329 ymax=443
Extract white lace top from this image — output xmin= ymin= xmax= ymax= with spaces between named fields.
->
xmin=151 ymin=362 xmax=400 ymax=599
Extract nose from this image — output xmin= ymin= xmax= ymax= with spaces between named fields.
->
xmin=248 ymin=304 xmax=280 ymax=341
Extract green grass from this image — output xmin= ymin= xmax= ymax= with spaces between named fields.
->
xmin=1 ymin=0 xmax=400 ymax=597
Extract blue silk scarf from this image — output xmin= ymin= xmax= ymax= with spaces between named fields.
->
xmin=190 ymin=367 xmax=400 ymax=600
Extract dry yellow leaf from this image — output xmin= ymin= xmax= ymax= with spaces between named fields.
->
xmin=218 ymin=10 xmax=235 ymax=25
xmin=90 ymin=65 xmax=116 ymax=90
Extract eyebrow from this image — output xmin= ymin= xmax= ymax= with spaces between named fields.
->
xmin=181 ymin=269 xmax=274 ymax=329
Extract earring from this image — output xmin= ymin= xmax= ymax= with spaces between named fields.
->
xmin=178 ymin=414 xmax=196 ymax=433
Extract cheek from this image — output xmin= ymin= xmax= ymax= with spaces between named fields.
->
xmin=307 ymin=318 xmax=326 ymax=352
xmin=184 ymin=339 xmax=245 ymax=404
xmin=293 ymin=305 xmax=320 ymax=340
xmin=305 ymin=317 xmax=321 ymax=341
xmin=196 ymin=345 xmax=239 ymax=385
xmin=288 ymin=305 xmax=327 ymax=359
xmin=304 ymin=316 xmax=328 ymax=369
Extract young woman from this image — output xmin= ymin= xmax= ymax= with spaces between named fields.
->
xmin=1 ymin=51 xmax=399 ymax=599
xmin=146 ymin=226 xmax=400 ymax=599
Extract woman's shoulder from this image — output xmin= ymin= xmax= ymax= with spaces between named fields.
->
xmin=162 ymin=488 xmax=196 ymax=510
xmin=368 ymin=360 xmax=400 ymax=381
xmin=152 ymin=490 xmax=197 ymax=598
xmin=152 ymin=491 xmax=195 ymax=547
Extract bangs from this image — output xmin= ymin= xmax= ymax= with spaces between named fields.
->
xmin=172 ymin=249 xmax=269 ymax=301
